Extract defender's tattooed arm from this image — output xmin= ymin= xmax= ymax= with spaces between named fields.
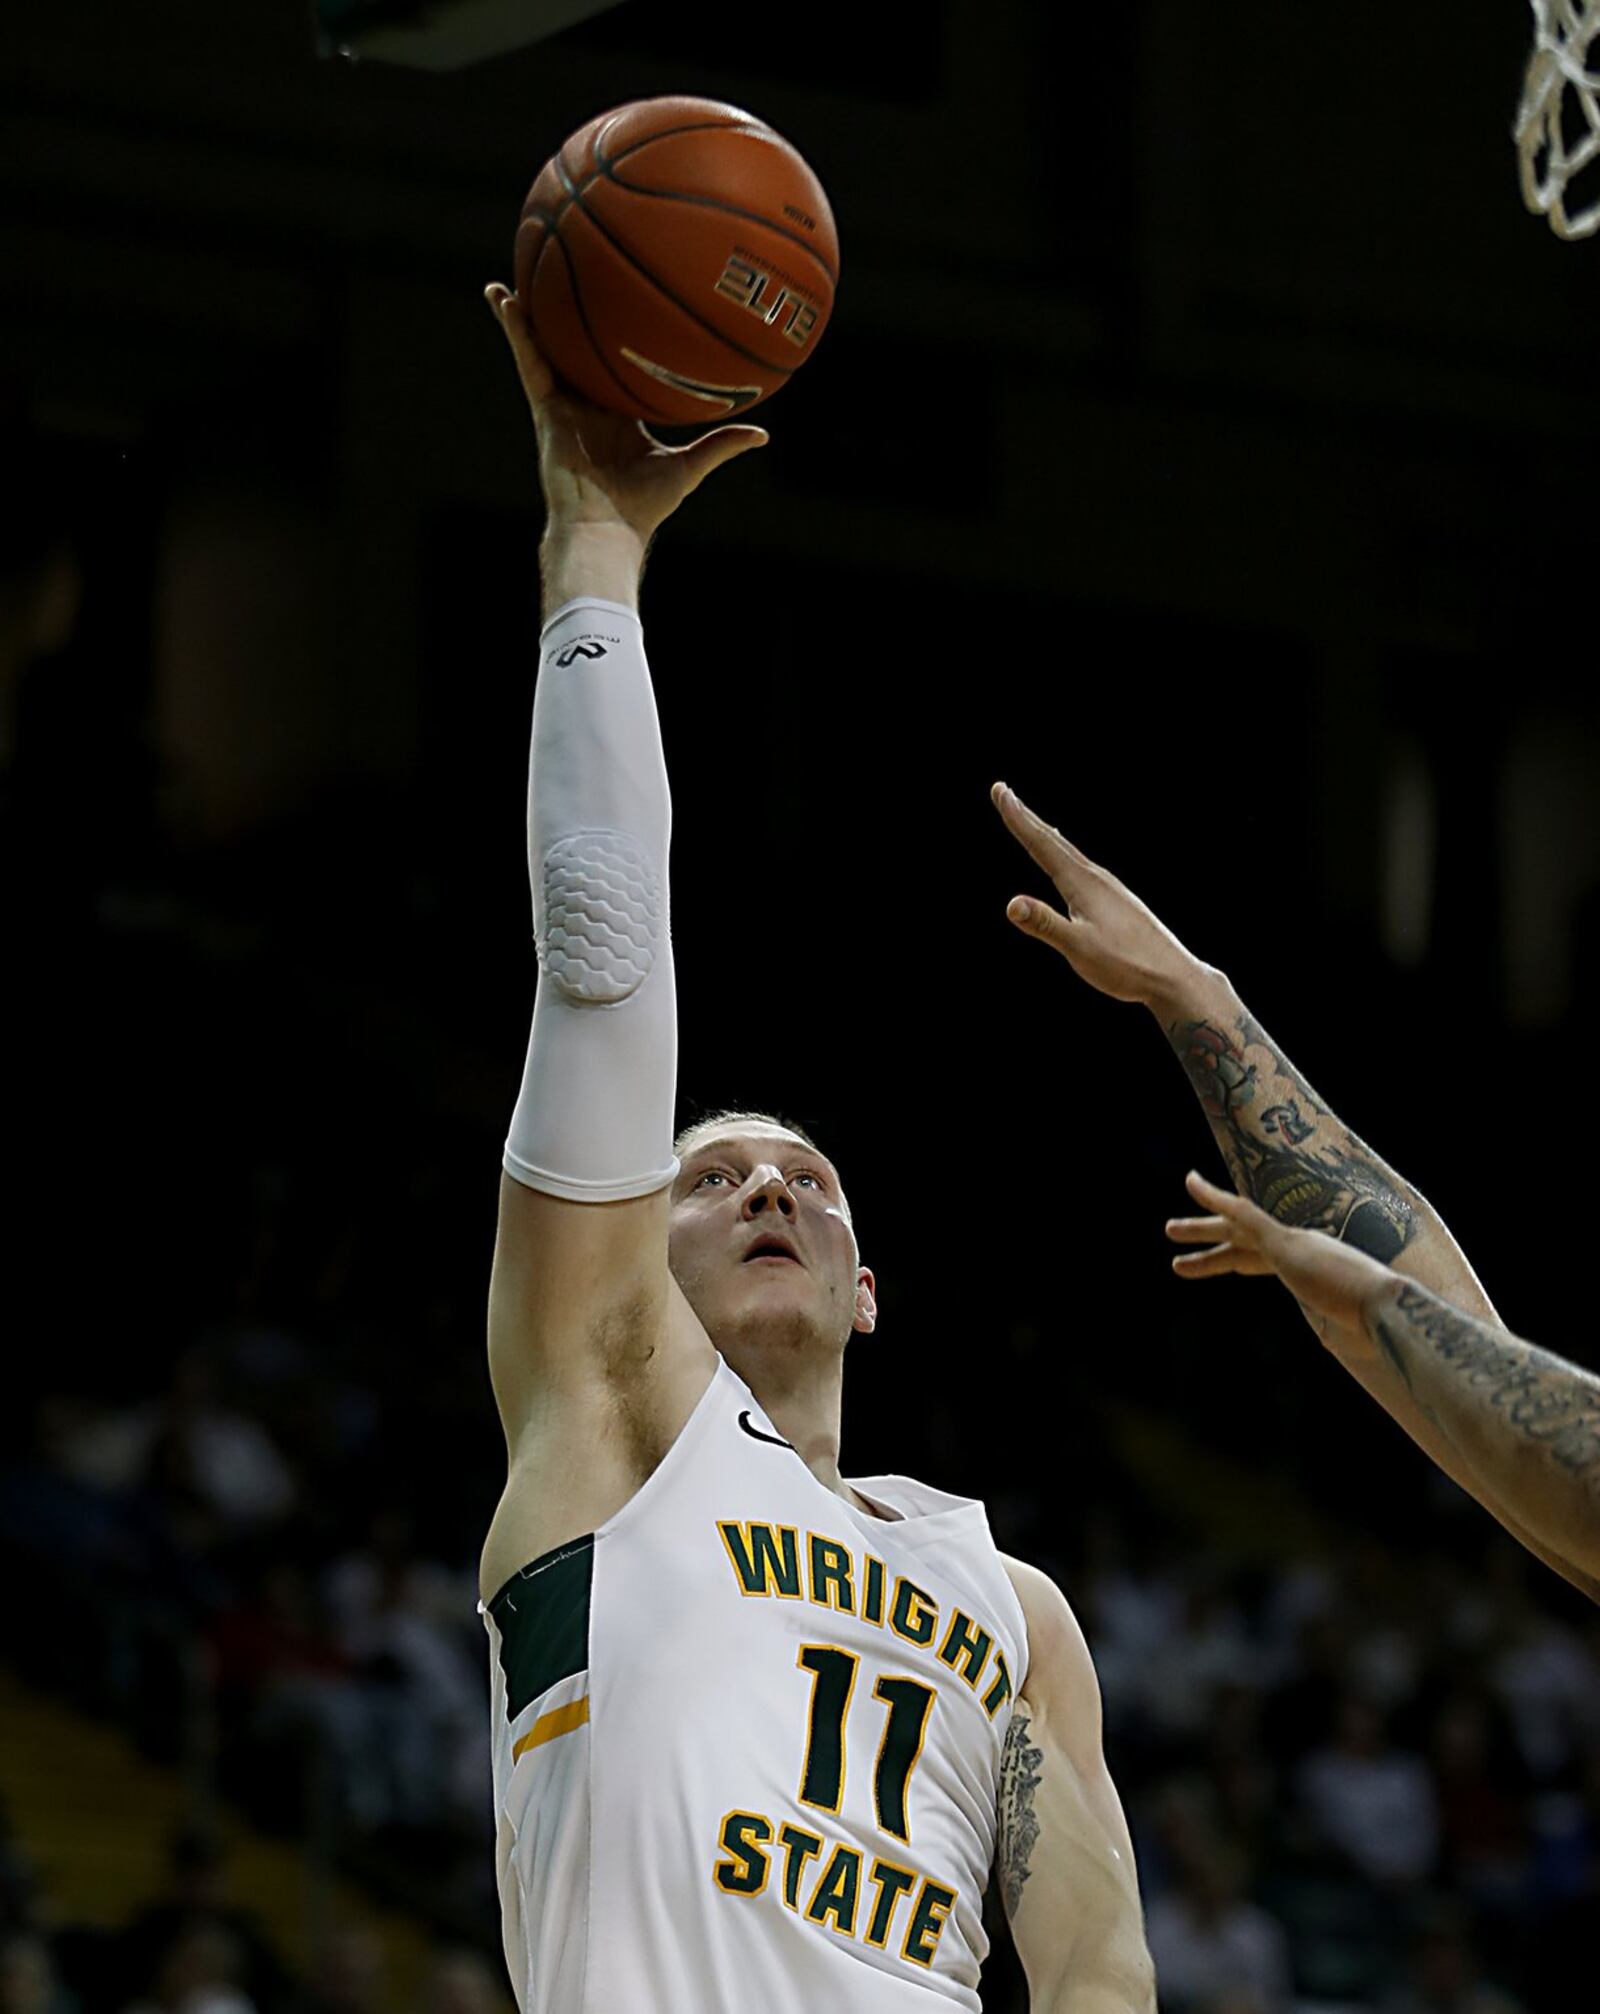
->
xmin=998 ymin=1558 xmax=1156 ymax=2013
xmin=1371 ymin=1283 xmax=1600 ymax=1584
xmin=1164 ymin=1004 xmax=1422 ymax=1263
xmin=1166 ymin=1175 xmax=1600 ymax=1599
xmin=990 ymin=782 xmax=1593 ymax=1596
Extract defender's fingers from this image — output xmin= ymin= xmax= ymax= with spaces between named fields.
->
xmin=1165 ymin=1214 xmax=1233 ymax=1245
xmin=1171 ymin=1243 xmax=1242 ymax=1276
xmin=1005 ymin=894 xmax=1074 ymax=950
xmin=990 ymin=783 xmax=1092 ymax=886
xmin=1184 ymin=1169 xmax=1252 ymax=1218
xmin=1172 ymin=1245 xmax=1276 ymax=1279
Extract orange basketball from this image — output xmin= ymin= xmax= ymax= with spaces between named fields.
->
xmin=513 ymin=96 xmax=839 ymax=425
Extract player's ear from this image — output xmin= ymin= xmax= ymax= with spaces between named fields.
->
xmin=853 ymin=1267 xmax=877 ymax=1335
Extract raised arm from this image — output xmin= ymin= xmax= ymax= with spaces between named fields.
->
xmin=998 ymin=1558 xmax=1156 ymax=2014
xmin=991 ymin=783 xmax=1493 ymax=1314
xmin=1166 ymin=1175 xmax=1600 ymax=1599
xmin=989 ymin=782 xmax=1592 ymax=1596
xmin=479 ymin=287 xmax=766 ymax=1599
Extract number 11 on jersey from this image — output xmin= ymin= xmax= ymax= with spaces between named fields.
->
xmin=797 ymin=1645 xmax=935 ymax=1843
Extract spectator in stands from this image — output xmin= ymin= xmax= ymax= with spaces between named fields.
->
xmin=1298 ymin=1690 xmax=1440 ymax=1887
xmin=1489 ymin=1577 xmax=1600 ymax=1786
xmin=1138 ymin=1573 xmax=1261 ymax=1746
xmin=416 ymin=1949 xmax=497 ymax=2014
xmin=322 ymin=1511 xmax=481 ymax=1829
xmin=0 ymin=1932 xmax=74 ymax=2014
xmin=1081 ymin=1511 xmax=1184 ymax=1731
xmin=119 ymin=1828 xmax=291 ymax=2014
xmin=1379 ymin=1899 xmax=1525 ymax=2014
xmin=211 ymin=1562 xmax=381 ymax=1832
xmin=1143 ymin=1839 xmax=1291 ymax=2013
xmin=1427 ymin=1688 xmax=1529 ymax=1912
xmin=120 ymin=1918 xmax=256 ymax=2014
xmin=293 ymin=1927 xmax=384 ymax=2014
xmin=1201 ymin=1683 xmax=1278 ymax=1867
xmin=1262 ymin=1607 xmax=1351 ymax=1766
xmin=140 ymin=1354 xmax=297 ymax=1533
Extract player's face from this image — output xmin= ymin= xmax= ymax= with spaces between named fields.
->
xmin=667 ymin=1125 xmax=875 ymax=1353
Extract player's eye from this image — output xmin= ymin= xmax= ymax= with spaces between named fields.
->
xmin=793 ymin=1171 xmax=824 ymax=1190
xmin=693 ymin=1170 xmax=730 ymax=1189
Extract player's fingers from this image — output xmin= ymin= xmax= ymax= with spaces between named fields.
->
xmin=486 ymin=283 xmax=558 ymax=408
xmin=990 ymin=783 xmax=1092 ymax=885
xmin=671 ymin=423 xmax=771 ymax=491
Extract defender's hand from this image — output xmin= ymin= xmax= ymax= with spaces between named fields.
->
xmin=486 ymin=284 xmax=768 ymax=543
xmin=1166 ymin=1170 xmax=1390 ymax=1355
xmin=990 ymin=783 xmax=1205 ymax=1010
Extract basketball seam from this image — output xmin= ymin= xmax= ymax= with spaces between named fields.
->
xmin=535 ymin=117 xmax=780 ymax=221
xmin=600 ymin=172 xmax=839 ymax=291
xmin=593 ymin=125 xmax=838 ymax=289
xmin=602 ymin=118 xmax=774 ymax=168
xmin=552 ymin=153 xmax=794 ymax=381
xmin=543 ymin=224 xmax=674 ymax=422
xmin=520 ymin=208 xmax=556 ymax=298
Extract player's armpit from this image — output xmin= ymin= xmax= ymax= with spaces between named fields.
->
xmin=998 ymin=1560 xmax=1155 ymax=2014
xmin=482 ymin=1180 xmax=719 ymax=1599
xmin=488 ymin=1174 xmax=675 ymax=1421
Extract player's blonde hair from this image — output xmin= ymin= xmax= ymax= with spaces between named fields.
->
xmin=673 ymin=1107 xmax=825 ymax=1162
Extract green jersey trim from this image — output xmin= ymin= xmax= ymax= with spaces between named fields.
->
xmin=488 ymin=1533 xmax=595 ymax=1721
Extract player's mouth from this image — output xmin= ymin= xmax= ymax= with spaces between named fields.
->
xmin=743 ymin=1234 xmax=803 ymax=1267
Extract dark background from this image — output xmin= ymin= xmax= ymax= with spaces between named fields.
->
xmin=3 ymin=3 xmax=1599 ymax=2011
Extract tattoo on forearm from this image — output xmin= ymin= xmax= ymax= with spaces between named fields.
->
xmin=1372 ymin=1283 xmax=1600 ymax=1480
xmin=1168 ymin=1014 xmax=1414 ymax=1261
xmin=997 ymin=1706 xmax=1043 ymax=1918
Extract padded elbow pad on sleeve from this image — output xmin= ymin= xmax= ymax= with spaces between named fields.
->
xmin=503 ymin=598 xmax=680 ymax=1203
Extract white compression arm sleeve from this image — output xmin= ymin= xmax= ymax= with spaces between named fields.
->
xmin=502 ymin=597 xmax=679 ymax=1202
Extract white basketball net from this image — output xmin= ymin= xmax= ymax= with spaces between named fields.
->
xmin=1517 ymin=0 xmax=1600 ymax=237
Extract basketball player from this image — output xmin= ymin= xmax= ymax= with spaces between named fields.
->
xmin=993 ymin=792 xmax=1600 ymax=1601
xmin=477 ymin=280 xmax=1157 ymax=2014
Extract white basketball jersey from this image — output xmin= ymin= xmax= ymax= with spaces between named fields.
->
xmin=481 ymin=1358 xmax=1030 ymax=2012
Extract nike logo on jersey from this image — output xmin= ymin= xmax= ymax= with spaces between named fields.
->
xmin=738 ymin=1410 xmax=795 ymax=1451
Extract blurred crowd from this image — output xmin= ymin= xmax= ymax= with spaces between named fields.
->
xmin=1080 ymin=1516 xmax=1600 ymax=2014
xmin=0 ymin=1328 xmax=502 ymax=2012
xmin=0 ymin=1815 xmax=501 ymax=2014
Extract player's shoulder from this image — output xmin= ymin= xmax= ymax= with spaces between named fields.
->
xmin=997 ymin=1552 xmax=1083 ymax=1642
xmin=998 ymin=1553 xmax=1103 ymax=1730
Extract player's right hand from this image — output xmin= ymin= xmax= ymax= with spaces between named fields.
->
xmin=486 ymin=284 xmax=768 ymax=543
xmin=1166 ymin=1170 xmax=1391 ymax=1358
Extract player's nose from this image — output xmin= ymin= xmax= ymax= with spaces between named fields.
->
xmin=741 ymin=1169 xmax=796 ymax=1220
